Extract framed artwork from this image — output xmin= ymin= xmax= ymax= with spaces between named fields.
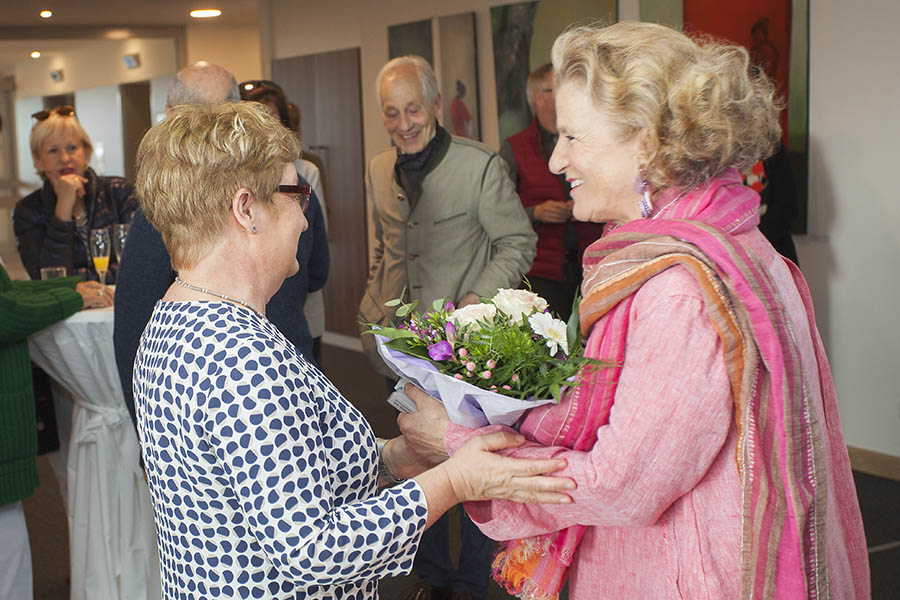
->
xmin=388 ymin=13 xmax=481 ymax=141
xmin=388 ymin=19 xmax=433 ymax=65
xmin=643 ymin=0 xmax=809 ymax=233
xmin=491 ymin=0 xmax=617 ymax=143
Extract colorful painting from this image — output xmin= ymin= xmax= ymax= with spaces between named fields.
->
xmin=438 ymin=13 xmax=480 ymax=140
xmin=491 ymin=0 xmax=618 ymax=143
xmin=680 ymin=0 xmax=809 ymax=232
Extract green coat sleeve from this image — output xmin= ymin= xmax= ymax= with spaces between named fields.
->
xmin=0 ymin=270 xmax=83 ymax=344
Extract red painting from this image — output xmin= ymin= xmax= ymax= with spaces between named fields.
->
xmin=683 ymin=0 xmax=792 ymax=147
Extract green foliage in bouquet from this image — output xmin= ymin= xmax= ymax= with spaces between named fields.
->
xmin=364 ymin=289 xmax=607 ymax=403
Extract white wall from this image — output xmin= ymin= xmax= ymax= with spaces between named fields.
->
xmin=13 ymin=96 xmax=42 ymax=187
xmin=800 ymin=0 xmax=900 ymax=457
xmin=15 ymin=38 xmax=177 ymax=98
xmin=266 ymin=0 xmax=900 ymax=459
xmin=185 ymin=23 xmax=262 ymax=84
xmin=74 ymin=85 xmax=125 ymax=179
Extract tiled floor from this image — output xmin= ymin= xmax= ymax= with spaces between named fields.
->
xmin=23 ymin=342 xmax=900 ymax=598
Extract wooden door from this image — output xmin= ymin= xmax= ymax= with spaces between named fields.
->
xmin=273 ymin=48 xmax=366 ymax=337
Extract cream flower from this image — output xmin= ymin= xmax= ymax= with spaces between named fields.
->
xmin=450 ymin=303 xmax=497 ymax=329
xmin=528 ymin=311 xmax=569 ymax=356
xmin=491 ymin=289 xmax=549 ymax=325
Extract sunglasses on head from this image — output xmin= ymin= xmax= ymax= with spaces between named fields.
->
xmin=32 ymin=105 xmax=76 ymax=121
xmin=276 ymin=184 xmax=311 ymax=213
xmin=239 ymin=80 xmax=284 ymax=95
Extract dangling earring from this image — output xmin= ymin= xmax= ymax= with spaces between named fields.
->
xmin=252 ymin=226 xmax=257 ymax=233
xmin=634 ymin=173 xmax=653 ymax=218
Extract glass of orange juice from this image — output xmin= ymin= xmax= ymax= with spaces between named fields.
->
xmin=89 ymin=228 xmax=111 ymax=284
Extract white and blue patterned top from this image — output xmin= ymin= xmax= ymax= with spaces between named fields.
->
xmin=134 ymin=301 xmax=428 ymax=599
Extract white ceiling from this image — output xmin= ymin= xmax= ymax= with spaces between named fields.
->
xmin=0 ymin=0 xmax=259 ymax=75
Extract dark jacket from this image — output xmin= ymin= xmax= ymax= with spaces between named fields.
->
xmin=113 ymin=175 xmax=329 ymax=433
xmin=0 ymin=264 xmax=82 ymax=504
xmin=13 ymin=168 xmax=138 ymax=282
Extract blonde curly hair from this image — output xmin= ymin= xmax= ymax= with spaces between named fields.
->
xmin=135 ymin=102 xmax=300 ymax=270
xmin=552 ymin=21 xmax=782 ymax=191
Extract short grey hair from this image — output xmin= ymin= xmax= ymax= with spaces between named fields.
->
xmin=375 ymin=55 xmax=439 ymax=107
xmin=526 ymin=63 xmax=553 ymax=113
xmin=166 ymin=61 xmax=240 ymax=108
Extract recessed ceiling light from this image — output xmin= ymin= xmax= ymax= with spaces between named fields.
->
xmin=243 ymin=83 xmax=254 ymax=90
xmin=189 ymin=9 xmax=222 ymax=18
xmin=30 ymin=51 xmax=42 ymax=59
xmin=40 ymin=10 xmax=53 ymax=18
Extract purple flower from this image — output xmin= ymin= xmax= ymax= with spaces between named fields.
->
xmin=444 ymin=321 xmax=457 ymax=346
xmin=444 ymin=301 xmax=455 ymax=312
xmin=427 ymin=340 xmax=455 ymax=361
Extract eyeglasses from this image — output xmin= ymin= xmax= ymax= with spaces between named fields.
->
xmin=32 ymin=105 xmax=76 ymax=121
xmin=276 ymin=184 xmax=311 ymax=213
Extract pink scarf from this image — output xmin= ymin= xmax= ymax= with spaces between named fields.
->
xmin=491 ymin=170 xmax=868 ymax=599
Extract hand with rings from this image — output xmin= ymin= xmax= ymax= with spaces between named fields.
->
xmin=76 ymin=280 xmax=114 ymax=309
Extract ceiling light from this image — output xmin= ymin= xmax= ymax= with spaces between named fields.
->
xmin=40 ymin=10 xmax=52 ymax=18
xmin=30 ymin=51 xmax=41 ymax=59
xmin=243 ymin=83 xmax=254 ymax=90
xmin=189 ymin=9 xmax=222 ymax=18
xmin=104 ymin=29 xmax=132 ymax=40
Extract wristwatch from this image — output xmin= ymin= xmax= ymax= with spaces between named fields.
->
xmin=376 ymin=438 xmax=406 ymax=485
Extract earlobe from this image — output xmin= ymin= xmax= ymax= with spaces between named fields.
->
xmin=231 ymin=187 xmax=257 ymax=234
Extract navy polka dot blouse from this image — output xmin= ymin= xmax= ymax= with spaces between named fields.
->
xmin=134 ymin=301 xmax=428 ymax=599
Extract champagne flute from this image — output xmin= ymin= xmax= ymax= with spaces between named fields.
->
xmin=90 ymin=228 xmax=111 ymax=285
xmin=112 ymin=223 xmax=130 ymax=263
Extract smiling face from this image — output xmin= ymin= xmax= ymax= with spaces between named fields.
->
xmin=380 ymin=68 xmax=440 ymax=154
xmin=549 ymin=81 xmax=644 ymax=224
xmin=36 ymin=129 xmax=88 ymax=180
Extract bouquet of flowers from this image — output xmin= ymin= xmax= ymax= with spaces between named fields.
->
xmin=365 ymin=289 xmax=603 ymax=427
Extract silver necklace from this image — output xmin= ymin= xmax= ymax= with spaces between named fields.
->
xmin=174 ymin=277 xmax=258 ymax=314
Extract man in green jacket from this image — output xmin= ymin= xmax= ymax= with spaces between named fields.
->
xmin=359 ymin=55 xmax=536 ymax=600
xmin=360 ymin=55 xmax=537 ymax=378
xmin=0 ymin=261 xmax=107 ymax=598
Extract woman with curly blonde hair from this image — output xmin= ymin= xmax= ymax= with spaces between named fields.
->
xmin=399 ymin=22 xmax=869 ymax=599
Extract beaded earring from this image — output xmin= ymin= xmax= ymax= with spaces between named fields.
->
xmin=634 ymin=173 xmax=653 ymax=218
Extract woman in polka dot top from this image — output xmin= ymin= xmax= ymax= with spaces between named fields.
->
xmin=131 ymin=102 xmax=575 ymax=599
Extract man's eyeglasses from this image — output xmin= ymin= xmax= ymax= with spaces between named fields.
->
xmin=32 ymin=105 xmax=76 ymax=121
xmin=277 ymin=184 xmax=311 ymax=213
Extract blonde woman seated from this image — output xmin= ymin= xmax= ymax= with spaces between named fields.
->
xmin=399 ymin=22 xmax=869 ymax=599
xmin=14 ymin=106 xmax=137 ymax=282
xmin=132 ymin=102 xmax=574 ymax=600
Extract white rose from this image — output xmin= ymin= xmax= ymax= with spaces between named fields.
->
xmin=450 ymin=303 xmax=497 ymax=329
xmin=491 ymin=288 xmax=549 ymax=325
xmin=528 ymin=311 xmax=569 ymax=356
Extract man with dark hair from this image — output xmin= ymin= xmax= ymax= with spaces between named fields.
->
xmin=500 ymin=63 xmax=605 ymax=320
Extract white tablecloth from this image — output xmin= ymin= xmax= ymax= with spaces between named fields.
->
xmin=28 ymin=307 xmax=161 ymax=600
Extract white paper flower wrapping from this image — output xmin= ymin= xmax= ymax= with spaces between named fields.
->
xmin=376 ymin=336 xmax=557 ymax=427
